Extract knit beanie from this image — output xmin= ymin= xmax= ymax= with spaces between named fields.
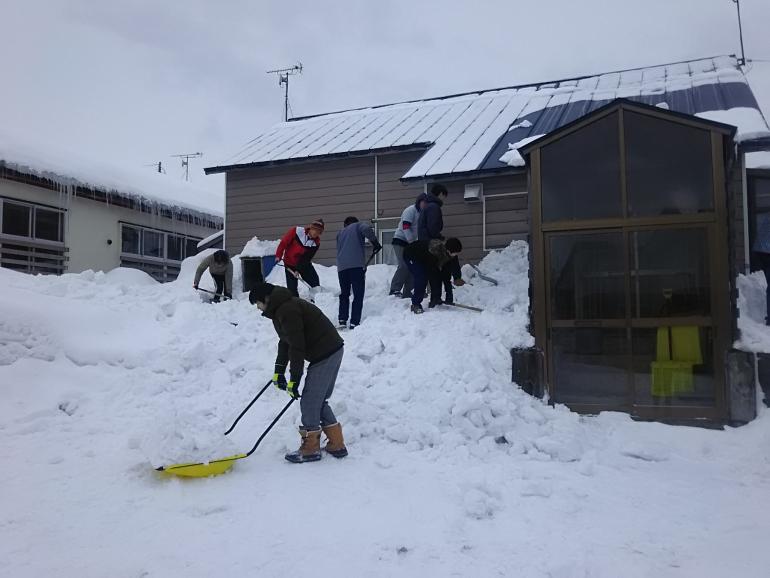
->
xmin=249 ymin=283 xmax=275 ymax=305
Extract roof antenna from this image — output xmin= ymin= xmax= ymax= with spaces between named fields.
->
xmin=171 ymin=152 xmax=203 ymax=181
xmin=732 ymin=0 xmax=747 ymax=66
xmin=266 ymin=62 xmax=303 ymax=121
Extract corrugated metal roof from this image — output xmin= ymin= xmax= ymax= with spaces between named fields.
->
xmin=206 ymin=55 xmax=770 ymax=179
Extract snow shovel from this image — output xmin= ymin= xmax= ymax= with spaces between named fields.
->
xmin=447 ymin=302 xmax=483 ymax=312
xmin=196 ymin=287 xmax=232 ymax=301
xmin=470 ymin=264 xmax=498 ymax=286
xmin=156 ymin=380 xmax=295 ymax=478
xmin=275 ymin=262 xmax=340 ymax=297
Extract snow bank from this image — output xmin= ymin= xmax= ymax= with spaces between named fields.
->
xmin=736 ymin=271 xmax=770 ymax=352
xmin=3 ymin=241 xmax=770 ymax=577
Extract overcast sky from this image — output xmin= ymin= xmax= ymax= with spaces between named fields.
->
xmin=3 ymin=0 xmax=770 ymax=194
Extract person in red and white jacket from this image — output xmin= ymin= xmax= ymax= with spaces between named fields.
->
xmin=276 ymin=219 xmax=325 ymax=301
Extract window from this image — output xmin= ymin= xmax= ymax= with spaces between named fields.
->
xmin=142 ymin=230 xmax=163 ymax=258
xmin=186 ymin=238 xmax=199 ymax=258
xmin=167 ymin=235 xmax=184 ymax=261
xmin=2 ymin=201 xmax=31 ymax=237
xmin=121 ymin=226 xmax=140 ymax=254
xmin=541 ymin=113 xmax=622 ymax=222
xmin=625 ymin=111 xmax=713 ymax=217
xmin=34 ymin=208 xmax=63 ymax=241
xmin=119 ymin=223 xmax=202 ymax=282
xmin=629 ymin=228 xmax=710 ymax=318
xmin=0 ymin=198 xmax=67 ymax=275
xmin=378 ymin=229 xmax=399 ymax=266
xmin=549 ymin=232 xmax=626 ymax=320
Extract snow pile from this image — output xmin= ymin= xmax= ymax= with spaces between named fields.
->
xmin=240 ymin=237 xmax=280 ymax=257
xmin=2 ymin=241 xmax=770 ymax=576
xmin=499 ymin=134 xmax=545 ymax=167
xmin=736 ymin=271 xmax=770 ymax=352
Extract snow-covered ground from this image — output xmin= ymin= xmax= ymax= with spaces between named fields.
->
xmin=1 ymin=242 xmax=769 ymax=578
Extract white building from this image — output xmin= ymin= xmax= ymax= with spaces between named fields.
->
xmin=0 ymin=135 xmax=223 ymax=281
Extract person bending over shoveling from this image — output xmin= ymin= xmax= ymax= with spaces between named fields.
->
xmin=193 ymin=249 xmax=233 ymax=302
xmin=275 ymin=219 xmax=325 ymax=302
xmin=249 ymin=282 xmax=348 ymax=463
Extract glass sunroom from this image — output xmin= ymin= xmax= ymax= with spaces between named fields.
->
xmin=520 ymin=99 xmax=742 ymax=422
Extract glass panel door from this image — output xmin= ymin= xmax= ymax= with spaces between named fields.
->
xmin=547 ymin=231 xmax=629 ymax=406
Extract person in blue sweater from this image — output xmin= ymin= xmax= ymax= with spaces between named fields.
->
xmin=336 ymin=216 xmax=382 ymax=329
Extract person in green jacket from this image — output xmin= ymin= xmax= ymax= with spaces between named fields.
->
xmin=249 ymin=283 xmax=347 ymax=463
xmin=193 ymin=250 xmax=233 ymax=302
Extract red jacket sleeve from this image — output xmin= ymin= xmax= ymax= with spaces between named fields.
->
xmin=276 ymin=228 xmax=294 ymax=260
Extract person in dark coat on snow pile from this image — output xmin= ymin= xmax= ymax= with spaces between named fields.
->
xmin=336 ymin=216 xmax=382 ymax=329
xmin=275 ymin=219 xmax=325 ymax=301
xmin=389 ymin=193 xmax=427 ymax=298
xmin=193 ymin=249 xmax=233 ymax=302
xmin=249 ymin=283 xmax=347 ymax=463
xmin=418 ymin=183 xmax=448 ymax=242
xmin=404 ymin=237 xmax=463 ymax=314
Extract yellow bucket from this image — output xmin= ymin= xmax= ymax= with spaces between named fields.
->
xmin=157 ymin=453 xmax=247 ymax=478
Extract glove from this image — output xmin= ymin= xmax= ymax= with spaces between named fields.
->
xmin=286 ymin=380 xmax=301 ymax=399
xmin=453 ymin=278 xmax=466 ymax=287
xmin=273 ymin=373 xmax=287 ymax=391
xmin=289 ymin=268 xmax=301 ymax=279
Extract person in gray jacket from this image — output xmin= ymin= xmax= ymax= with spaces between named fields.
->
xmin=336 ymin=216 xmax=382 ymax=329
xmin=389 ymin=193 xmax=427 ymax=298
xmin=193 ymin=249 xmax=233 ymax=302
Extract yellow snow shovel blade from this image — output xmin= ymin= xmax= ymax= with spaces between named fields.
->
xmin=157 ymin=453 xmax=247 ymax=478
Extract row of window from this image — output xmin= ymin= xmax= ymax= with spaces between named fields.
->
xmin=1 ymin=197 xmax=64 ymax=242
xmin=120 ymin=224 xmax=201 ymax=262
xmin=120 ymin=224 xmax=202 ymax=282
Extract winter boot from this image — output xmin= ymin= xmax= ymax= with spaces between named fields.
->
xmin=410 ymin=303 xmax=424 ymax=315
xmin=322 ymin=423 xmax=348 ymax=458
xmin=285 ymin=428 xmax=322 ymax=464
xmin=428 ymin=299 xmax=444 ymax=308
xmin=338 ymin=320 xmax=348 ymax=330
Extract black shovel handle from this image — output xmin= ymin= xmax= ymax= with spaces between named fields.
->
xmin=244 ymin=398 xmax=296 ymax=457
xmin=197 ymin=287 xmax=232 ymax=300
xmin=224 ymin=379 xmax=273 ymax=435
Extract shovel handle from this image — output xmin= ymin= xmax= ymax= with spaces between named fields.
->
xmin=197 ymin=287 xmax=232 ymax=300
xmin=244 ymin=398 xmax=296 ymax=457
xmin=224 ymin=379 xmax=273 ymax=435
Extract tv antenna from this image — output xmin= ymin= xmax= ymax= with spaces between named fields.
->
xmin=266 ymin=62 xmax=302 ymax=121
xmin=171 ymin=152 xmax=203 ymax=181
xmin=732 ymin=0 xmax=747 ymax=66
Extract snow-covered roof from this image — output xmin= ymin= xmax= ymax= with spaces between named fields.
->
xmin=0 ymin=130 xmax=224 ymax=218
xmin=207 ymin=55 xmax=770 ymax=181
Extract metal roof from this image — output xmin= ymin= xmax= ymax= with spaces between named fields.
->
xmin=206 ymin=55 xmax=770 ymax=179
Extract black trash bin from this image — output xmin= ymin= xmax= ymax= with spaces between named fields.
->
xmin=241 ymin=257 xmax=264 ymax=293
xmin=511 ymin=347 xmax=545 ymax=399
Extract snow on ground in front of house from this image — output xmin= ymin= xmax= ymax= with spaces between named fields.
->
xmin=2 ymin=241 xmax=770 ymax=578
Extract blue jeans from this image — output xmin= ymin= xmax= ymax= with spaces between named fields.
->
xmin=338 ymin=267 xmax=366 ymax=325
xmin=404 ymin=251 xmax=428 ymax=306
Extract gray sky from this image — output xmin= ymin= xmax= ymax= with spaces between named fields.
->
xmin=3 ymin=0 xmax=770 ymax=194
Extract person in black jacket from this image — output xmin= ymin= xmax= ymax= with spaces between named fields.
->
xmin=418 ymin=184 xmax=448 ymax=242
xmin=250 ymin=283 xmax=347 ymax=463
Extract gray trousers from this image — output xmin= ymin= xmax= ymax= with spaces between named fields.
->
xmin=301 ymin=346 xmax=343 ymax=431
xmin=389 ymin=244 xmax=414 ymax=295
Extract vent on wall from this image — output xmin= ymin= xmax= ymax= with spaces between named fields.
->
xmin=464 ymin=183 xmax=483 ymax=202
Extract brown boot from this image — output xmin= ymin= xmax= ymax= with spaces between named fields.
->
xmin=322 ymin=423 xmax=348 ymax=458
xmin=285 ymin=428 xmax=322 ymax=464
